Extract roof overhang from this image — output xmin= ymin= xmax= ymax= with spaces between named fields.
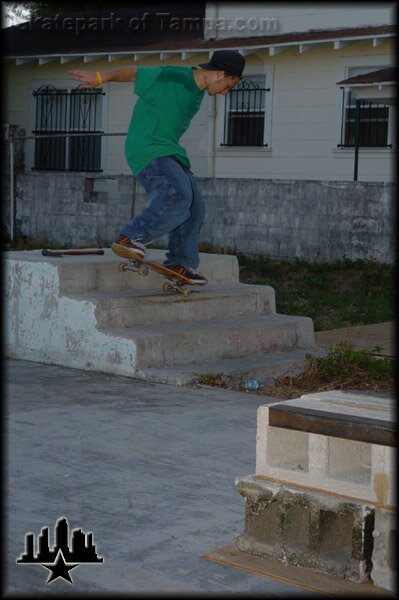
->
xmin=5 ymin=31 xmax=395 ymax=66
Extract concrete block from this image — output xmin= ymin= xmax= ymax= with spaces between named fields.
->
xmin=371 ymin=508 xmax=397 ymax=592
xmin=235 ymin=476 xmax=375 ymax=583
xmin=255 ymin=392 xmax=396 ymax=507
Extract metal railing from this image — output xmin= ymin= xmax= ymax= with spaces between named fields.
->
xmin=338 ymin=90 xmax=392 ymax=148
xmin=221 ymin=78 xmax=270 ymax=147
xmin=32 ymin=85 xmax=106 ymax=171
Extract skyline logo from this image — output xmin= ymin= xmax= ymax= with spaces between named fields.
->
xmin=17 ymin=516 xmax=103 ymax=584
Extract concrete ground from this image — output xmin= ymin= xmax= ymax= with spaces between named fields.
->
xmin=6 ymin=322 xmax=393 ymax=595
xmin=5 ymin=358 xmax=320 ymax=596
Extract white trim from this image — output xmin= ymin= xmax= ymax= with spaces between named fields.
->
xmin=100 ymin=84 xmax=109 ymax=173
xmin=16 ymin=58 xmax=34 ymax=65
xmin=8 ymin=32 xmax=394 ymax=65
xmin=181 ymin=52 xmax=196 ymax=61
xmin=299 ymin=43 xmax=320 ymax=54
xmin=268 ymin=46 xmax=287 ymax=56
xmin=387 ymin=105 xmax=395 ymax=147
xmin=239 ymin=49 xmax=259 ymax=57
xmin=60 ymin=56 xmax=80 ymax=64
xmin=108 ymin=54 xmax=131 ymax=62
xmin=342 ymin=82 xmax=394 ymax=90
xmin=332 ymin=147 xmax=393 ymax=156
xmin=133 ymin=53 xmax=147 ymax=62
xmin=38 ymin=57 xmax=58 ymax=65
xmin=333 ymin=40 xmax=354 ymax=50
xmin=216 ymin=148 xmax=272 ymax=158
xmin=160 ymin=52 xmax=179 ymax=61
xmin=83 ymin=55 xmax=102 ymax=63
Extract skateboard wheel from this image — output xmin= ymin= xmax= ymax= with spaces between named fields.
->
xmin=182 ymin=289 xmax=191 ymax=299
xmin=163 ymin=282 xmax=172 ymax=292
xmin=137 ymin=265 xmax=148 ymax=276
xmin=118 ymin=262 xmax=127 ymax=272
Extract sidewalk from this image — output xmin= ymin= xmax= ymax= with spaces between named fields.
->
xmin=315 ymin=321 xmax=395 ymax=357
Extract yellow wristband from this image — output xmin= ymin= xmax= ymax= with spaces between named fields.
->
xmin=96 ymin=71 xmax=102 ymax=85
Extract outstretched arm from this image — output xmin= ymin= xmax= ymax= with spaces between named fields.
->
xmin=69 ymin=66 xmax=137 ymax=88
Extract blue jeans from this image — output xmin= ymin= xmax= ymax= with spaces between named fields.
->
xmin=121 ymin=156 xmax=205 ymax=269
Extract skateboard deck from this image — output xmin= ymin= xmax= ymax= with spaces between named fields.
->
xmin=117 ymin=256 xmax=202 ymax=298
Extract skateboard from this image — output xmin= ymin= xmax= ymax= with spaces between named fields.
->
xmin=117 ymin=257 xmax=200 ymax=298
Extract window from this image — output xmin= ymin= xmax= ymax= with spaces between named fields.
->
xmin=338 ymin=67 xmax=392 ymax=148
xmin=32 ymin=84 xmax=105 ymax=171
xmin=221 ymin=76 xmax=270 ymax=147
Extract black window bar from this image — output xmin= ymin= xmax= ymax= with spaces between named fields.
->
xmin=32 ymin=84 xmax=105 ymax=171
xmin=337 ymin=88 xmax=392 ymax=148
xmin=221 ymin=78 xmax=270 ymax=147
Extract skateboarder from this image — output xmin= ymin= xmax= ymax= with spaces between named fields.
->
xmin=70 ymin=50 xmax=245 ymax=285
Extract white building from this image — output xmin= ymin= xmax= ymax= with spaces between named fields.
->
xmin=3 ymin=3 xmax=396 ymax=181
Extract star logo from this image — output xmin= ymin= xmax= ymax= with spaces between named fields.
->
xmin=41 ymin=549 xmax=79 ymax=584
xmin=17 ymin=516 xmax=103 ymax=584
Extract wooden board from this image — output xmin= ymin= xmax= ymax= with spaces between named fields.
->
xmin=203 ymin=545 xmax=394 ymax=597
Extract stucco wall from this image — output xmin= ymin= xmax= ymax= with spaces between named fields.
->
xmin=13 ymin=172 xmax=395 ymax=263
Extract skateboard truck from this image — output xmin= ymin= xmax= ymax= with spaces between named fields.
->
xmin=118 ymin=258 xmax=192 ymax=298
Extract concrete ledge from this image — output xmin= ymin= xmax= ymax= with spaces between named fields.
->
xmin=4 ymin=248 xmax=240 ymax=292
xmin=256 ymin=392 xmax=396 ymax=507
xmin=235 ymin=476 xmax=374 ymax=583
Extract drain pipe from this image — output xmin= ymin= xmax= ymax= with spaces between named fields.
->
xmin=208 ymin=96 xmax=217 ymax=177
xmin=354 ymin=99 xmax=361 ymax=181
xmin=205 ymin=2 xmax=218 ymax=177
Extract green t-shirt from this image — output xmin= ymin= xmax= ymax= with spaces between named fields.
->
xmin=125 ymin=66 xmax=205 ymax=175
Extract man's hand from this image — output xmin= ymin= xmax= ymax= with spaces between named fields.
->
xmin=69 ymin=70 xmax=100 ymax=89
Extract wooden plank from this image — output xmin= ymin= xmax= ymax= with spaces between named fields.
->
xmin=268 ymin=405 xmax=395 ymax=446
xmin=203 ymin=545 xmax=394 ymax=597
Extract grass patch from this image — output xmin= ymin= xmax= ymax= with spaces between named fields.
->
xmin=193 ymin=343 xmax=395 ymax=399
xmin=259 ymin=342 xmax=395 ymax=399
xmin=199 ymin=244 xmax=394 ymax=332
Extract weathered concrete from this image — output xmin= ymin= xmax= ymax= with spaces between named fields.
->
xmin=4 ymin=249 xmax=316 ymax=383
xmin=2 ymin=124 xmax=25 ymax=238
xmin=235 ymin=476 xmax=375 ymax=584
xmin=13 ymin=171 xmax=396 ymax=263
xmin=371 ymin=508 xmax=397 ymax=592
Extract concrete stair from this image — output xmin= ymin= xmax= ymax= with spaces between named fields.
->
xmin=5 ymin=248 xmax=318 ymax=383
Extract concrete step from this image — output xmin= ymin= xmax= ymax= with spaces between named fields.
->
xmin=5 ymin=249 xmax=240 ymax=293
xmin=108 ymin=313 xmax=315 ymax=368
xmin=76 ymin=283 xmax=276 ymax=327
xmin=5 ymin=249 xmax=318 ymax=383
xmin=136 ymin=348 xmax=326 ymax=386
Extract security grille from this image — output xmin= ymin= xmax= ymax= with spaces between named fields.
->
xmin=32 ymin=84 xmax=105 ymax=171
xmin=221 ymin=78 xmax=270 ymax=147
xmin=338 ymin=89 xmax=392 ymax=148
